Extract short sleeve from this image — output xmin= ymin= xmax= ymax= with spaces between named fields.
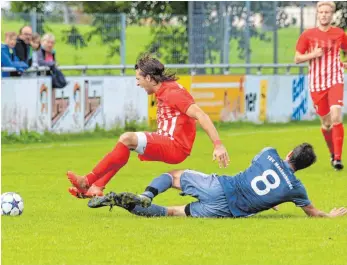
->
xmin=169 ymin=88 xmax=195 ymax=114
xmin=296 ymin=32 xmax=309 ymax=54
xmin=291 ymin=185 xmax=311 ymax=207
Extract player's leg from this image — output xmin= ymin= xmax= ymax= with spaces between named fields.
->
xmin=67 ymin=131 xmax=143 ymax=197
xmin=179 ymin=171 xmax=232 ymax=218
xmin=68 ymin=168 xmax=118 ymax=198
xmin=319 ymin=112 xmax=334 ymax=163
xmin=329 ymin=84 xmax=344 ymax=170
xmin=137 ymin=133 xmax=188 ymax=164
xmin=119 ymin=169 xmax=184 ymax=207
xmin=167 ymin=205 xmax=188 ymax=216
xmin=120 ymin=169 xmax=232 ymax=218
xmin=88 ymin=191 xmax=181 ymax=217
xmin=141 ymin=169 xmax=184 ymax=198
xmin=312 ymin=91 xmax=334 ymax=164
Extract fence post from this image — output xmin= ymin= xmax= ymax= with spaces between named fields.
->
xmin=245 ymin=1 xmax=251 ymax=74
xmin=222 ymin=2 xmax=230 ymax=67
xmin=188 ymin=1 xmax=194 ymax=64
xmin=273 ymin=1 xmax=278 ymax=75
xmin=120 ymin=13 xmax=126 ymax=67
xmin=30 ymin=10 xmax=37 ymax=33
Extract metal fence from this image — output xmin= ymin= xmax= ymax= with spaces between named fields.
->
xmin=1 ymin=1 xmax=344 ymax=73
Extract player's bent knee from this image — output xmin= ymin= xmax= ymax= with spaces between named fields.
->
xmin=168 ymin=170 xmax=184 ymax=189
xmin=330 ymin=106 xmax=342 ymax=124
xmin=119 ymin=132 xmax=138 ymax=148
xmin=321 ymin=123 xmax=332 ymax=130
xmin=331 ymin=116 xmax=342 ymax=125
xmin=320 ymin=117 xmax=332 ymax=130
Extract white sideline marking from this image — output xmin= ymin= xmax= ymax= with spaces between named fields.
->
xmin=2 ymin=127 xmax=318 ymax=152
xmin=227 ymin=127 xmax=317 ymax=137
xmin=2 ymin=143 xmax=90 ymax=152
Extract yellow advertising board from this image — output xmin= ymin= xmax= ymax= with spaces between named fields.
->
xmin=191 ymin=75 xmax=245 ymax=121
xmin=259 ymin=80 xmax=268 ymax=122
xmin=147 ymin=75 xmax=245 ymax=127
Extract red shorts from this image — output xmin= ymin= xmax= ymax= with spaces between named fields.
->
xmin=310 ymin=83 xmax=344 ymax=117
xmin=138 ymin=132 xmax=188 ymax=164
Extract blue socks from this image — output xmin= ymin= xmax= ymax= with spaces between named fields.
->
xmin=120 ymin=173 xmax=173 ymax=217
xmin=141 ymin=173 xmax=173 ymax=200
xmin=127 ymin=204 xmax=168 ymax=217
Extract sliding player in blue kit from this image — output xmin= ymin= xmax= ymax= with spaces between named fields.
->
xmin=89 ymin=143 xmax=347 ymax=218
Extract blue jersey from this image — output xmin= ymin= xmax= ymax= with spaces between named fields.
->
xmin=218 ymin=147 xmax=311 ymax=217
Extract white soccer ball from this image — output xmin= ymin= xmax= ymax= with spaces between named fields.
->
xmin=1 ymin=192 xmax=24 ymax=216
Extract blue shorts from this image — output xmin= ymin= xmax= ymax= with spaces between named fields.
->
xmin=180 ymin=170 xmax=232 ymax=218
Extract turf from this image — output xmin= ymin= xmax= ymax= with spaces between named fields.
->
xmin=1 ymin=122 xmax=347 ymax=265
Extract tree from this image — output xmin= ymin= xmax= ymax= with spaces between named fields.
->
xmin=10 ymin=1 xmax=46 ymax=13
xmin=334 ymin=1 xmax=347 ymax=29
xmin=80 ymin=1 xmax=188 ymax=63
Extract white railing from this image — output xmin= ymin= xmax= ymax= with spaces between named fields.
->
xmin=2 ymin=63 xmax=308 ymax=76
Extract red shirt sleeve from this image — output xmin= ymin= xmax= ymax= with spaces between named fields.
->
xmin=296 ymin=32 xmax=309 ymax=54
xmin=169 ymin=88 xmax=195 ymax=114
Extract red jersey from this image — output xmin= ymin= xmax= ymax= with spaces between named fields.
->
xmin=155 ymin=81 xmax=196 ymax=155
xmin=296 ymin=27 xmax=347 ymax=92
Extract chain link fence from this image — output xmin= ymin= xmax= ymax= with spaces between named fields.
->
xmin=1 ymin=2 xmax=345 ymax=75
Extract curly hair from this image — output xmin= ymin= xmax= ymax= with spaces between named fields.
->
xmin=135 ymin=54 xmax=178 ymax=83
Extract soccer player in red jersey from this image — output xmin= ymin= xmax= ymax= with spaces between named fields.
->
xmin=295 ymin=1 xmax=347 ymax=170
xmin=67 ymin=55 xmax=230 ymax=198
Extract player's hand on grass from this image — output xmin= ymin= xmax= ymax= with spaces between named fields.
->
xmin=328 ymin=207 xmax=347 ymax=218
xmin=213 ymin=145 xmax=230 ymax=168
xmin=343 ymin=63 xmax=347 ymax=69
xmin=312 ymin=44 xmax=323 ymax=59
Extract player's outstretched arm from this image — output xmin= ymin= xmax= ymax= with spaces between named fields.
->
xmin=301 ymin=204 xmax=347 ymax=218
xmin=186 ymin=104 xmax=230 ymax=168
xmin=294 ymin=44 xmax=323 ymax=64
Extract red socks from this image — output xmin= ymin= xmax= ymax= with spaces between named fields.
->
xmin=86 ymin=142 xmax=130 ymax=186
xmin=332 ymin=123 xmax=344 ymax=161
xmin=321 ymin=127 xmax=334 ymax=155
xmin=93 ymin=167 xmax=119 ymax=188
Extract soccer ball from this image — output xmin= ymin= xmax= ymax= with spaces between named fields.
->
xmin=1 ymin=192 xmax=24 ymax=216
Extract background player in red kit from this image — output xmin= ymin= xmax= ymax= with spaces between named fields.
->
xmin=67 ymin=55 xmax=230 ymax=198
xmin=295 ymin=1 xmax=347 ymax=170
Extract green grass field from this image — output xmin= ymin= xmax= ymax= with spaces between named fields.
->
xmin=2 ymin=122 xmax=347 ymax=265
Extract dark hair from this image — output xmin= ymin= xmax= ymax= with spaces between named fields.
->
xmin=289 ymin=143 xmax=317 ymax=171
xmin=135 ymin=54 xmax=178 ymax=83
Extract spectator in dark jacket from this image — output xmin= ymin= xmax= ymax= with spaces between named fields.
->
xmin=14 ymin=26 xmax=32 ymax=64
xmin=1 ymin=32 xmax=28 ymax=77
xmin=38 ymin=33 xmax=57 ymax=67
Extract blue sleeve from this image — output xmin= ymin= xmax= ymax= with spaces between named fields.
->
xmin=291 ymin=185 xmax=311 ymax=207
xmin=1 ymin=50 xmax=28 ymax=71
xmin=252 ymin=147 xmax=275 ymax=163
xmin=1 ymin=50 xmax=14 ymax=67
xmin=13 ymin=55 xmax=29 ymax=69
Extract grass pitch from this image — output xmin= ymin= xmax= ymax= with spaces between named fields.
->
xmin=1 ymin=122 xmax=347 ymax=265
